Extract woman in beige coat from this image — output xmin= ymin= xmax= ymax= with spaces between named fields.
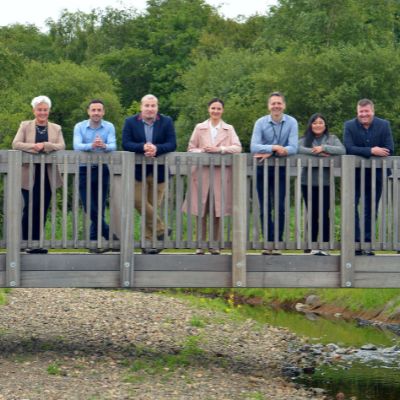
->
xmin=12 ymin=95 xmax=65 ymax=253
xmin=182 ymin=98 xmax=242 ymax=254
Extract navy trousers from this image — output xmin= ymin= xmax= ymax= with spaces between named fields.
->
xmin=256 ymin=166 xmax=286 ymax=241
xmin=79 ymin=166 xmax=110 ymax=241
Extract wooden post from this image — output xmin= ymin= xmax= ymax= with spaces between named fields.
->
xmin=120 ymin=152 xmax=135 ymax=288
xmin=232 ymin=153 xmax=247 ymax=287
xmin=340 ymin=155 xmax=356 ymax=288
xmin=6 ymin=150 xmax=22 ymax=288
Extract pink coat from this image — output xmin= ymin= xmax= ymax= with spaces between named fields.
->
xmin=182 ymin=120 xmax=242 ymax=217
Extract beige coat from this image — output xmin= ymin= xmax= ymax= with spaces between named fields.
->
xmin=182 ymin=120 xmax=242 ymax=217
xmin=12 ymin=120 xmax=65 ymax=190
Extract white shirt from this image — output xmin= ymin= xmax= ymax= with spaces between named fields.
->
xmin=209 ymin=120 xmax=221 ymax=144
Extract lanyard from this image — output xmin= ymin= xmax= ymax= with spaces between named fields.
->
xmin=270 ymin=120 xmax=284 ymax=144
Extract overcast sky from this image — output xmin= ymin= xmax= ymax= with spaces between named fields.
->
xmin=0 ymin=0 xmax=276 ymax=30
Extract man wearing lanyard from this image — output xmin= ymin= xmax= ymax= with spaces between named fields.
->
xmin=250 ymin=92 xmax=298 ymax=254
xmin=73 ymin=99 xmax=117 ymax=253
xmin=344 ymin=98 xmax=394 ymax=255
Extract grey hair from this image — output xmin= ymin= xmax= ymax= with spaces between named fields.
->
xmin=31 ymin=95 xmax=52 ymax=109
xmin=141 ymin=94 xmax=158 ymax=104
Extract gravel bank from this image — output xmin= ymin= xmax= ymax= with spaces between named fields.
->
xmin=0 ymin=289 xmax=326 ymax=399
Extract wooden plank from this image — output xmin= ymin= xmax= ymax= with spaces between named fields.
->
xmin=354 ymin=273 xmax=400 ymax=288
xmin=21 ymin=271 xmax=119 ymax=287
xmin=6 ymin=150 xmax=22 ymax=287
xmin=247 ymin=272 xmax=340 ymax=287
xmin=232 ymin=154 xmax=247 ymax=287
xmin=340 ymin=156 xmax=356 ymax=287
xmin=133 ymin=271 xmax=231 ymax=287
xmin=135 ymin=254 xmax=230 ymax=271
xmin=354 ymin=256 xmax=400 ymax=272
xmin=21 ymin=254 xmax=120 ymax=271
xmin=247 ymin=255 xmax=339 ymax=272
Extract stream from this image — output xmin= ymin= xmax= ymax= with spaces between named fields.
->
xmin=226 ymin=302 xmax=400 ymax=399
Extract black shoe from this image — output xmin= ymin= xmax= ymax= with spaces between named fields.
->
xmin=355 ymin=250 xmax=375 ymax=256
xmin=26 ymin=248 xmax=48 ymax=254
xmin=142 ymin=248 xmax=162 ymax=255
xmin=157 ymin=228 xmax=173 ymax=241
xmin=89 ymin=248 xmax=109 ymax=254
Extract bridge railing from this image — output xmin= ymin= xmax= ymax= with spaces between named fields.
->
xmin=2 ymin=150 xmax=400 ymax=288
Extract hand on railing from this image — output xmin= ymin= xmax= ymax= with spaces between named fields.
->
xmin=253 ymin=153 xmax=272 ymax=163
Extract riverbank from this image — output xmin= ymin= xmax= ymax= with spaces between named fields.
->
xmin=0 ymin=289 xmax=326 ymax=399
xmin=176 ymin=288 xmax=400 ymax=325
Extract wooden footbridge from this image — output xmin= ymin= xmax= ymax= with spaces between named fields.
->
xmin=1 ymin=150 xmax=400 ymax=288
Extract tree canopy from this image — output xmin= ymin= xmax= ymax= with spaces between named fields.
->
xmin=1 ymin=0 xmax=400 ymax=152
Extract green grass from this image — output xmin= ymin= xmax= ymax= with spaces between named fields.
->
xmin=46 ymin=362 xmax=63 ymax=376
xmin=123 ymin=335 xmax=205 ymax=383
xmin=167 ymin=287 xmax=400 ymax=316
xmin=0 ymin=289 xmax=10 ymax=305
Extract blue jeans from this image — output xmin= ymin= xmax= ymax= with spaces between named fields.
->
xmin=256 ymin=166 xmax=286 ymax=241
xmin=79 ymin=166 xmax=110 ymax=240
xmin=355 ymin=170 xmax=382 ymax=243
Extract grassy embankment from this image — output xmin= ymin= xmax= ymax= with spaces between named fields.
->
xmin=172 ymin=288 xmax=400 ymax=318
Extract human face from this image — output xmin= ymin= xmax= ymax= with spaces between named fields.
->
xmin=311 ymin=117 xmax=326 ymax=137
xmin=357 ymin=104 xmax=374 ymax=128
xmin=140 ymin=98 xmax=158 ymax=122
xmin=268 ymin=95 xmax=286 ymax=120
xmin=33 ymin=102 xmax=50 ymax=125
xmin=87 ymin=102 xmax=105 ymax=124
xmin=208 ymin=101 xmax=224 ymax=122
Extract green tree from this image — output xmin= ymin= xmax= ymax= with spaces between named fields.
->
xmin=0 ymin=24 xmax=55 ymax=62
xmin=0 ymin=61 xmax=123 ymax=149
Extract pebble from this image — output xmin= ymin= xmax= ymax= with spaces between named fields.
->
xmin=0 ymin=289 xmax=325 ymax=400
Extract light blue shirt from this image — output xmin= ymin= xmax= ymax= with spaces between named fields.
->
xmin=73 ymin=119 xmax=117 ymax=152
xmin=250 ymin=114 xmax=298 ymax=155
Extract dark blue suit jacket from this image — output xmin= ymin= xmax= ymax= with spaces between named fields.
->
xmin=122 ymin=113 xmax=177 ymax=182
xmin=344 ymin=117 xmax=394 ymax=158
xmin=344 ymin=116 xmax=394 ymax=181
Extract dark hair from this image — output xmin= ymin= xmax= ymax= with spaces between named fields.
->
xmin=87 ymin=99 xmax=105 ymax=108
xmin=207 ymin=98 xmax=224 ymax=107
xmin=268 ymin=91 xmax=285 ymax=103
xmin=357 ymin=98 xmax=374 ymax=109
xmin=303 ymin=113 xmax=329 ymax=148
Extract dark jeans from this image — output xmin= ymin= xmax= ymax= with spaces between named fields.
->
xmin=256 ymin=166 xmax=286 ymax=241
xmin=79 ymin=166 xmax=110 ymax=241
xmin=355 ymin=171 xmax=382 ymax=243
xmin=22 ymin=165 xmax=51 ymax=241
xmin=301 ymin=185 xmax=330 ymax=243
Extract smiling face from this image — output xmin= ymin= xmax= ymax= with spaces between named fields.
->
xmin=268 ymin=95 xmax=286 ymax=121
xmin=357 ymin=104 xmax=374 ymax=128
xmin=311 ymin=117 xmax=326 ymax=137
xmin=33 ymin=102 xmax=50 ymax=125
xmin=87 ymin=102 xmax=105 ymax=124
xmin=208 ymin=101 xmax=224 ymax=122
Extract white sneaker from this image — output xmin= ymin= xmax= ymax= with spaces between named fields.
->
xmin=311 ymin=249 xmax=329 ymax=256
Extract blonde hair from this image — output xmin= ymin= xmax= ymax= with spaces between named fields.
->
xmin=31 ymin=95 xmax=52 ymax=109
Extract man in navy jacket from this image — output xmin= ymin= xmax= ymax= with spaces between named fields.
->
xmin=344 ymin=98 xmax=394 ymax=255
xmin=122 ymin=94 xmax=177 ymax=254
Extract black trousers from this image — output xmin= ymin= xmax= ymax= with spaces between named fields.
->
xmin=21 ymin=165 xmax=51 ymax=241
xmin=301 ymin=185 xmax=330 ymax=243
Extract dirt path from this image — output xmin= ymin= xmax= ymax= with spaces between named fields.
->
xmin=0 ymin=289 xmax=325 ymax=399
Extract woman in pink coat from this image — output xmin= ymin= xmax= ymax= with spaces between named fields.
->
xmin=182 ymin=98 xmax=242 ymax=254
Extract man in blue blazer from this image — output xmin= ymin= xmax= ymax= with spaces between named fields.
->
xmin=344 ymin=98 xmax=394 ymax=255
xmin=122 ymin=94 xmax=177 ymax=254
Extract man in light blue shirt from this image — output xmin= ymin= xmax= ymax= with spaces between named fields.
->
xmin=250 ymin=92 xmax=298 ymax=252
xmin=73 ymin=99 xmax=116 ymax=252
